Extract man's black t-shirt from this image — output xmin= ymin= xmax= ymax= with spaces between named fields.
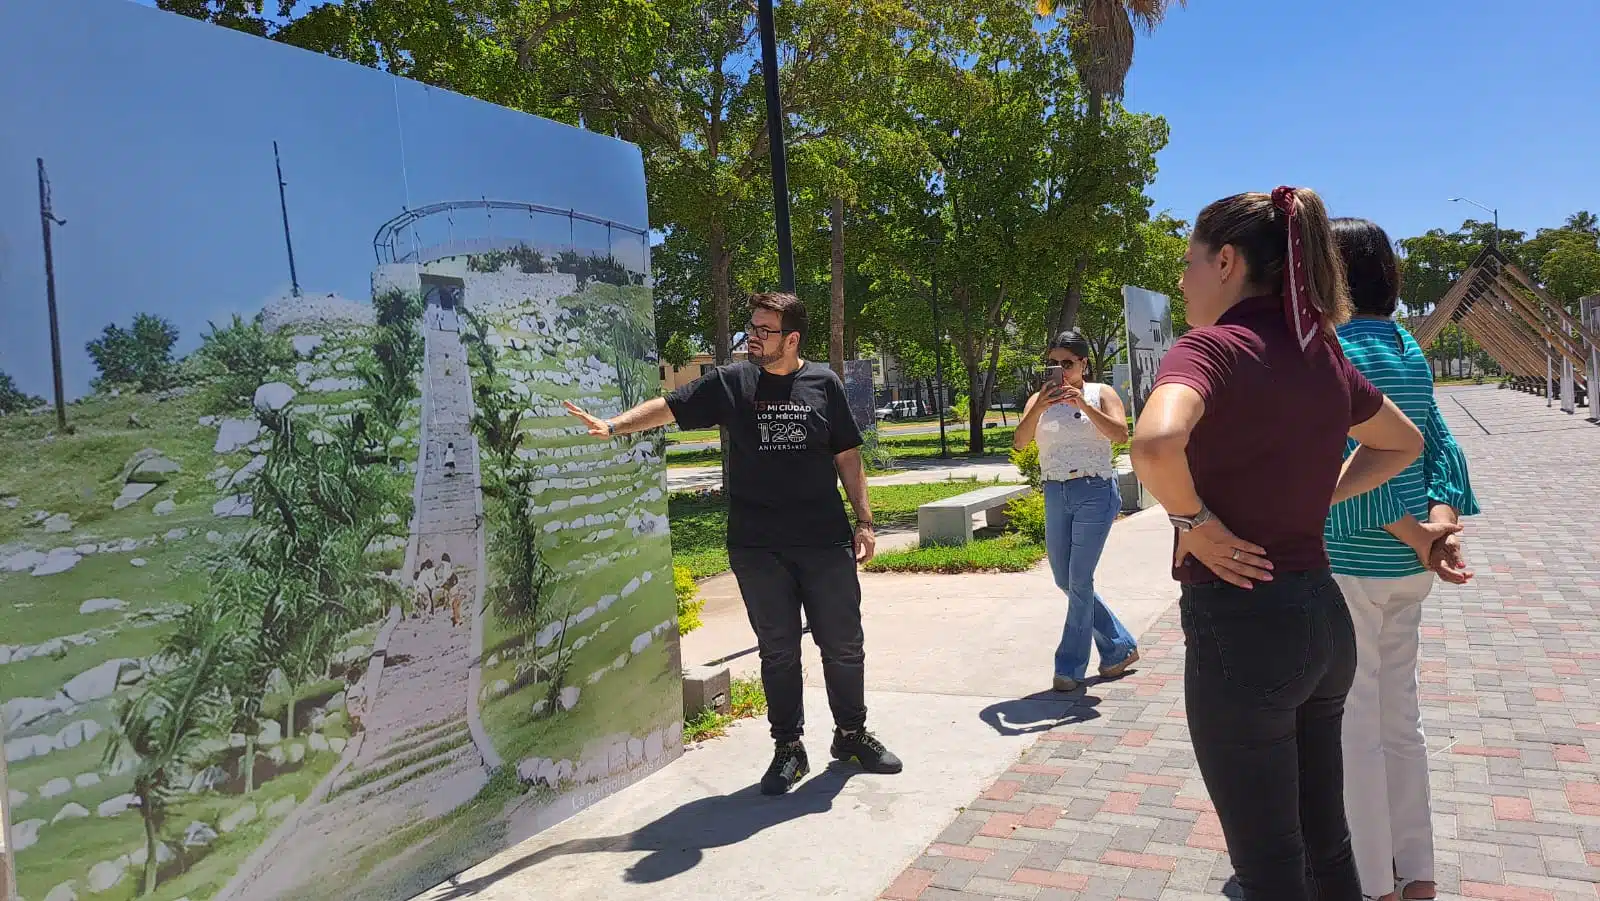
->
xmin=666 ymin=361 xmax=863 ymax=549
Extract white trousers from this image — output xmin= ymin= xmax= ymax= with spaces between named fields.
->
xmin=1335 ymin=572 xmax=1436 ymax=898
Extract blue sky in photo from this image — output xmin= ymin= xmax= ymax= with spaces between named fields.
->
xmin=0 ymin=0 xmax=648 ymax=400
xmin=1120 ymin=0 xmax=1600 ymax=241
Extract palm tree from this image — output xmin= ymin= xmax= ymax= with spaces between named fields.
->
xmin=1565 ymin=211 xmax=1598 ymax=236
xmin=1034 ymin=0 xmax=1185 ymax=331
xmin=105 ymin=607 xmax=231 ymax=896
xmin=1034 ymin=0 xmax=1185 ymax=115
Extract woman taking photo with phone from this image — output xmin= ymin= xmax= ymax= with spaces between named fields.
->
xmin=1131 ymin=187 xmax=1427 ymax=900
xmin=1013 ymin=330 xmax=1139 ymax=693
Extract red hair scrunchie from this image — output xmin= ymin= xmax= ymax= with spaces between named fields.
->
xmin=1272 ymin=186 xmax=1323 ymax=355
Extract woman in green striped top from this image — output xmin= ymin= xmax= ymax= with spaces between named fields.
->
xmin=1326 ymin=218 xmax=1481 ymax=901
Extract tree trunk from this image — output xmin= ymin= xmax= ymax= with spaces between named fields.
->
xmin=1053 ymin=254 xmax=1092 ymax=334
xmin=244 ymin=733 xmax=257 ymax=794
xmin=286 ymin=695 xmax=296 ymax=740
xmin=142 ymin=803 xmax=160 ymax=895
xmin=830 ymin=194 xmax=846 ymax=375
xmin=967 ymin=367 xmax=986 ymax=456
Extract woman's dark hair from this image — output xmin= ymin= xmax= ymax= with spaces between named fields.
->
xmin=1331 ymin=217 xmax=1401 ymax=318
xmin=1192 ymin=188 xmax=1352 ymax=329
xmin=1046 ymin=330 xmax=1093 ymax=377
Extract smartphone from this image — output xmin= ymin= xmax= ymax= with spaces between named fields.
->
xmin=1043 ymin=365 xmax=1065 ymax=389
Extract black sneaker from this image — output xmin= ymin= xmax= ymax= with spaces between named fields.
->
xmin=831 ymin=728 xmax=903 ymax=774
xmin=761 ymin=743 xmax=810 ymax=795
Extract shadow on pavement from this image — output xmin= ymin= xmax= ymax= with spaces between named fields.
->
xmin=427 ymin=762 xmax=860 ymax=896
xmin=978 ymin=692 xmax=1102 ymax=736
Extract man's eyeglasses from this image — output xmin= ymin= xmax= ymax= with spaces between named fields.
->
xmin=746 ymin=322 xmax=795 ymax=341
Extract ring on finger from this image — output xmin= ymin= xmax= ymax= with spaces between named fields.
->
xmin=1231 ymin=549 xmax=1240 ymax=561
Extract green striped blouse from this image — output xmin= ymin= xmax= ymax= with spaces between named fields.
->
xmin=1324 ymin=319 xmax=1481 ymax=578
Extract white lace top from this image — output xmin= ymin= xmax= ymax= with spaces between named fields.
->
xmin=1035 ymin=382 xmax=1114 ymax=481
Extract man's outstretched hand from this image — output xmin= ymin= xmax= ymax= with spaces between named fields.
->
xmin=564 ymin=400 xmax=609 ymax=438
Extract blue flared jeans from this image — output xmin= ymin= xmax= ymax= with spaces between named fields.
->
xmin=1043 ymin=476 xmax=1137 ymax=681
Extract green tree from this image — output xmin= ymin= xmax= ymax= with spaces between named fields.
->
xmin=660 ymin=332 xmax=697 ymax=370
xmin=104 ymin=604 xmax=232 ymax=895
xmin=86 ymin=313 xmax=180 ymax=393
xmin=194 ymin=314 xmax=297 ymax=413
xmin=0 ymin=370 xmax=43 ymax=415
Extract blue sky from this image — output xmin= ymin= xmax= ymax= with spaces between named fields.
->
xmin=0 ymin=0 xmax=647 ymax=400
xmin=1121 ymin=0 xmax=1600 ymax=240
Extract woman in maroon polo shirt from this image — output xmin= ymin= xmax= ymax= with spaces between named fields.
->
xmin=1129 ymin=187 xmax=1427 ymax=901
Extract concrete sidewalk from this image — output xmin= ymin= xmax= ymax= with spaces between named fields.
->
xmin=412 ymin=507 xmax=1177 ymax=901
xmin=668 ymin=457 xmax=1022 ymax=493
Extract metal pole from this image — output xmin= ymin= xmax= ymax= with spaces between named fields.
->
xmin=38 ymin=158 xmax=67 ymax=432
xmin=930 ymin=268 xmax=948 ymax=458
xmin=757 ymin=0 xmax=796 ymax=293
xmin=274 ymin=142 xmax=301 ymax=296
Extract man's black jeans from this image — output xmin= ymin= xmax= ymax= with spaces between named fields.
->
xmin=1180 ymin=568 xmax=1362 ymax=901
xmin=728 ymin=545 xmax=867 ymax=743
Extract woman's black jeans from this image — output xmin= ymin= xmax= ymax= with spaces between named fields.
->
xmin=1180 ymin=568 xmax=1362 ymax=901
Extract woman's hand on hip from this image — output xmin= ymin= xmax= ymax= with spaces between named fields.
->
xmin=1176 ymin=520 xmax=1273 ymax=589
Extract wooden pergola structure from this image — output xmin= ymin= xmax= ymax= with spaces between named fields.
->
xmin=1410 ymin=247 xmax=1600 ymax=399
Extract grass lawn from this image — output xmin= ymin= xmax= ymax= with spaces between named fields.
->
xmin=668 ymin=478 xmax=1019 ymax=580
xmin=864 ymin=533 xmax=1046 ymax=574
xmin=682 ymin=676 xmax=767 ymax=743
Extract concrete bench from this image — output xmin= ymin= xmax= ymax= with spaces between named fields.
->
xmin=917 ymin=484 xmax=1032 ymax=546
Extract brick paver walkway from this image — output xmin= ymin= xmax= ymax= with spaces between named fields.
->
xmin=884 ymin=386 xmax=1600 ymax=901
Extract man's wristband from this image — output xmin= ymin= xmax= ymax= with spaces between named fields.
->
xmin=604 ymin=419 xmax=615 ymax=436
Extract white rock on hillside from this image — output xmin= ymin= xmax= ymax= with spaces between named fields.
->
xmin=213 ymin=495 xmax=252 ymax=518
xmin=98 ymin=793 xmax=138 ymax=818
xmin=113 ymin=482 xmax=157 ymax=510
xmin=184 ymin=820 xmax=219 ymax=848
xmin=79 ymin=597 xmax=127 ymax=615
xmin=153 ymin=499 xmax=177 ymax=516
xmin=44 ymin=880 xmax=80 ymax=901
xmin=130 ymin=842 xmax=175 ymax=867
xmin=253 ymin=382 xmax=298 ymax=414
xmin=41 ymin=777 xmax=73 ymax=798
xmin=43 ymin=512 xmax=73 ymax=533
xmin=9 ymin=788 xmax=27 ymax=806
xmin=188 ymin=765 xmax=227 ymax=793
xmin=64 ymin=659 xmax=138 ymax=704
xmin=258 ymin=718 xmax=282 ymax=746
xmin=87 ymin=859 xmax=128 ymax=892
xmin=4 ymin=695 xmax=70 ymax=731
xmin=52 ymin=802 xmax=91 ymax=824
xmin=2 ymin=548 xmax=48 ymax=573
xmin=128 ymin=454 xmax=182 ymax=484
xmin=291 ymin=335 xmax=324 ymax=357
xmin=225 ymin=455 xmax=267 ymax=490
xmin=214 ymin=418 xmax=261 ymax=454
xmin=13 ymin=818 xmax=45 ymax=851
xmin=75 ymin=772 xmax=102 ymax=788
xmin=32 ymin=547 xmax=83 ymax=576
xmin=559 ymin=686 xmax=580 ymax=711
xmin=307 ymin=733 xmax=329 ymax=753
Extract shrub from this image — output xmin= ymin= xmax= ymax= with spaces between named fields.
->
xmin=675 ymin=564 xmax=705 ymax=635
xmin=952 ymin=395 xmax=970 ymax=423
xmin=0 ymin=370 xmax=43 ymax=415
xmin=859 ymin=427 xmax=898 ymax=472
xmin=1010 ymin=441 xmax=1041 ymax=490
xmin=864 ymin=533 xmax=1045 ymax=574
xmin=193 ymin=314 xmax=296 ymax=413
xmin=1005 ymin=492 xmax=1047 ymax=544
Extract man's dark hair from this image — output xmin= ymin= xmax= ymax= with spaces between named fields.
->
xmin=749 ymin=291 xmax=807 ymax=342
xmin=1331 ymin=217 xmax=1402 ymax=318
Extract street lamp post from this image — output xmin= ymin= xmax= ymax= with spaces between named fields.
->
xmin=757 ymin=0 xmax=796 ymax=293
xmin=930 ymin=265 xmax=948 ymax=458
xmin=1449 ymin=197 xmax=1499 ymax=250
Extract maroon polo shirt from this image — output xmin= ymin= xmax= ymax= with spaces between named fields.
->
xmin=1153 ymin=295 xmax=1384 ymax=584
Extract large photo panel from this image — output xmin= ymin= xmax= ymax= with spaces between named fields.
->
xmin=0 ymin=2 xmax=680 ymax=900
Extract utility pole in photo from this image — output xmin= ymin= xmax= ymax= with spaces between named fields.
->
xmin=275 ymin=141 xmax=302 ymax=297
xmin=37 ymin=157 xmax=68 ymax=432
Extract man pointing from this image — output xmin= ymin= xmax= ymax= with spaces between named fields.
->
xmin=565 ymin=291 xmax=902 ymax=795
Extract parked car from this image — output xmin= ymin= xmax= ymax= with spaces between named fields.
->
xmin=876 ymin=400 xmax=926 ymax=421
